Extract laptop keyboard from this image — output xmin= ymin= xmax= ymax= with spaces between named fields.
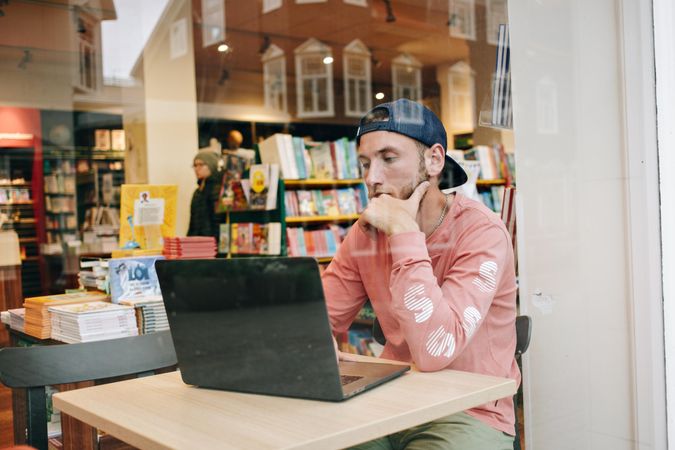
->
xmin=340 ymin=375 xmax=364 ymax=386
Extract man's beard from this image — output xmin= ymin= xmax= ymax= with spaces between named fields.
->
xmin=399 ymin=158 xmax=430 ymax=200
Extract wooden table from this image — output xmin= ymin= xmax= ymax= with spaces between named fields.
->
xmin=53 ymin=365 xmax=516 ymax=450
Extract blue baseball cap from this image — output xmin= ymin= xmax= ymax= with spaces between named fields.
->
xmin=356 ymin=98 xmax=468 ymax=189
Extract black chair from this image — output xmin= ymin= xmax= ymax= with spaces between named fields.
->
xmin=0 ymin=330 xmax=177 ymax=450
xmin=513 ymin=315 xmax=532 ymax=450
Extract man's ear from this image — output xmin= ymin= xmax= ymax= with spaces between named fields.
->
xmin=425 ymin=144 xmax=446 ymax=177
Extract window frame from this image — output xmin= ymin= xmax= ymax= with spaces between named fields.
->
xmin=448 ymin=61 xmax=476 ymax=133
xmin=391 ymin=54 xmax=422 ymax=102
xmin=449 ymin=0 xmax=476 ymax=41
xmin=343 ymin=39 xmax=372 ymax=118
xmin=294 ymin=38 xmax=335 ymax=118
xmin=262 ymin=44 xmax=288 ymax=113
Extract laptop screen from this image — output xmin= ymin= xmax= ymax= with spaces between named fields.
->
xmin=156 ymin=257 xmax=344 ymax=399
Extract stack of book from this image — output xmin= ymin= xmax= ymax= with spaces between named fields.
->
xmin=229 ymin=222 xmax=282 ymax=255
xmin=23 ymin=291 xmax=110 ymax=339
xmin=0 ymin=308 xmax=24 ymax=332
xmin=286 ymin=225 xmax=348 ymax=258
xmin=78 ymin=258 xmax=109 ymax=292
xmin=119 ymin=296 xmax=169 ymax=334
xmin=284 ymin=186 xmax=368 ymax=217
xmin=162 ymin=236 xmax=217 ymax=259
xmin=48 ymin=301 xmax=138 ymax=343
xmin=9 ymin=308 xmax=25 ymax=332
xmin=259 ymin=134 xmax=360 ymax=181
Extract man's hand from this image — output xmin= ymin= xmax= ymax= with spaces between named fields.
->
xmin=361 ymin=181 xmax=430 ymax=236
xmin=333 ymin=335 xmax=365 ymax=363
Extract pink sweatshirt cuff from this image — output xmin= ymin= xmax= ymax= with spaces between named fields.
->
xmin=388 ymin=231 xmax=430 ymax=266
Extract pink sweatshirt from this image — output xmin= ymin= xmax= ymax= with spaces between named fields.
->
xmin=322 ymin=193 xmax=520 ymax=435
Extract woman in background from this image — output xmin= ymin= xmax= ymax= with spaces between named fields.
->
xmin=187 ymin=150 xmax=222 ymax=237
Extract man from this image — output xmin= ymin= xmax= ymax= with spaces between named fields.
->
xmin=322 ymin=98 xmax=519 ymax=449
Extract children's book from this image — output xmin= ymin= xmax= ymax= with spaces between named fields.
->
xmin=248 ymin=163 xmax=280 ymax=211
xmin=108 ymin=255 xmax=164 ymax=303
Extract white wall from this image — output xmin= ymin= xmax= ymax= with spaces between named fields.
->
xmin=509 ymin=0 xmax=665 ymax=448
xmin=141 ymin=0 xmax=199 ymax=236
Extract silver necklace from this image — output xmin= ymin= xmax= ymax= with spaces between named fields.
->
xmin=429 ymin=195 xmax=449 ymax=235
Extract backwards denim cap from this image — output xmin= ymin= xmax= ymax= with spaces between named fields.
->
xmin=356 ymin=98 xmax=468 ymax=189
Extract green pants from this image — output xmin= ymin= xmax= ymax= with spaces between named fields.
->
xmin=349 ymin=411 xmax=514 ymax=450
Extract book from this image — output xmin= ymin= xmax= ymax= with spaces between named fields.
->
xmin=308 ymin=142 xmax=335 ymax=179
xmin=297 ymin=190 xmax=316 ymax=216
xmin=108 ymin=256 xmax=164 ymax=303
xmin=218 ymin=223 xmax=230 ymax=254
xmin=229 ymin=222 xmax=282 ymax=255
xmin=259 ymin=134 xmax=299 ymax=179
xmin=248 ymin=163 xmax=280 ymax=211
xmin=119 ymin=184 xmax=178 ymax=250
xmin=23 ymin=291 xmax=110 ymax=339
xmin=48 ymin=301 xmax=138 ymax=343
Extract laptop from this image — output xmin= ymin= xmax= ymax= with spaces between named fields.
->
xmin=155 ymin=257 xmax=409 ymax=401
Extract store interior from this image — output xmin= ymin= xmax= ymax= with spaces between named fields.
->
xmin=0 ymin=0 xmax=519 ymax=448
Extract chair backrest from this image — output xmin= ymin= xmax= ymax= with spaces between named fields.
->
xmin=0 ymin=331 xmax=177 ymax=450
xmin=0 ymin=330 xmax=177 ymax=388
xmin=515 ymin=315 xmax=532 ymax=356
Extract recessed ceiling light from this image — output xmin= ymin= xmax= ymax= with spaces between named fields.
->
xmin=322 ymin=56 xmax=334 ymax=65
xmin=375 ymin=92 xmax=385 ymax=100
xmin=217 ymin=44 xmax=229 ymax=53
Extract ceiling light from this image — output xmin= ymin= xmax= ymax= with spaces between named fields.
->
xmin=375 ymin=92 xmax=385 ymax=100
xmin=217 ymin=44 xmax=229 ymax=53
xmin=322 ymin=56 xmax=334 ymax=65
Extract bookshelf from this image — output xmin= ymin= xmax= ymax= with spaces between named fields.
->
xmin=0 ymin=147 xmax=44 ymax=297
xmin=283 ymin=177 xmax=365 ymax=260
xmin=43 ymin=151 xmax=78 ymax=253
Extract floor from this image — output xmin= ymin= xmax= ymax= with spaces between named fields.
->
xmin=0 ymin=384 xmax=14 ymax=446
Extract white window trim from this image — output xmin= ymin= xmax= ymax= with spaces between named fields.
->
xmin=392 ymin=54 xmax=422 ymax=102
xmin=486 ymin=0 xmax=508 ymax=46
xmin=263 ymin=0 xmax=283 ymax=13
xmin=294 ymin=38 xmax=334 ymax=118
xmin=343 ymin=0 xmax=367 ymax=6
xmin=651 ymin=0 xmax=675 ymax=447
xmin=449 ymin=0 xmax=476 ymax=41
xmin=448 ymin=61 xmax=475 ymax=133
xmin=201 ymin=0 xmax=225 ymax=47
xmin=262 ymin=44 xmax=288 ymax=113
xmin=343 ymin=39 xmax=372 ymax=118
xmin=295 ymin=0 xmax=327 ymax=3
xmin=74 ymin=13 xmax=102 ymax=93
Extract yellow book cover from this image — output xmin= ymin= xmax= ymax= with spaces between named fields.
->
xmin=24 ymin=291 xmax=109 ymax=305
xmin=119 ymin=184 xmax=178 ymax=250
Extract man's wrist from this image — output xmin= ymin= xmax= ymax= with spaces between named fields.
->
xmin=387 ymin=218 xmax=419 ymax=236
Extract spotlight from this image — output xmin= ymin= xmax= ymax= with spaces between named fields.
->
xmin=217 ymin=68 xmax=230 ymax=85
xmin=217 ymin=43 xmax=230 ymax=53
xmin=375 ymin=92 xmax=385 ymax=100
xmin=77 ymin=18 xmax=87 ymax=34
xmin=259 ymin=35 xmax=271 ymax=55
xmin=17 ymin=49 xmax=32 ymax=70
xmin=322 ymin=56 xmax=334 ymax=65
xmin=383 ymin=0 xmax=396 ymax=22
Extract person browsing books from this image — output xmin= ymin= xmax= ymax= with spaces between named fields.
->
xmin=187 ymin=150 xmax=223 ymax=238
xmin=322 ymin=98 xmax=520 ymax=450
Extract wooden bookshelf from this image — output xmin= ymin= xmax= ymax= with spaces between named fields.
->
xmin=284 ymin=179 xmax=363 ymax=188
xmin=286 ymin=214 xmax=360 ymax=224
xmin=476 ymin=179 xmax=506 ymax=186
